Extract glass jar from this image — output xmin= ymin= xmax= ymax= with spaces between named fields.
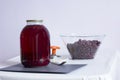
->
xmin=20 ymin=20 xmax=50 ymax=67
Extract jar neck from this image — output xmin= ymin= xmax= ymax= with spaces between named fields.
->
xmin=27 ymin=22 xmax=42 ymax=25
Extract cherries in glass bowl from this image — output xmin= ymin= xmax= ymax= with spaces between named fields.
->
xmin=60 ymin=34 xmax=105 ymax=59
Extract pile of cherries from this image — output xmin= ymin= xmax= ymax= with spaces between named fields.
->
xmin=67 ymin=39 xmax=101 ymax=59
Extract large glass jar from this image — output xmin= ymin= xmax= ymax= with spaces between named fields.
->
xmin=20 ymin=20 xmax=50 ymax=67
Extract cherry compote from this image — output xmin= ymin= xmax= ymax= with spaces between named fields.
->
xmin=20 ymin=20 xmax=50 ymax=67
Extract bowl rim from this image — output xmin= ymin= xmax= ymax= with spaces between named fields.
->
xmin=60 ymin=34 xmax=106 ymax=38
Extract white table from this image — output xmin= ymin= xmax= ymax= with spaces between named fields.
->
xmin=0 ymin=50 xmax=119 ymax=80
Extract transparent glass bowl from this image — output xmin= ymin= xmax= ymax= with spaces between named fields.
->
xmin=60 ymin=34 xmax=105 ymax=59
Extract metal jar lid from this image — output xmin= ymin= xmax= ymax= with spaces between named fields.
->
xmin=26 ymin=20 xmax=43 ymax=22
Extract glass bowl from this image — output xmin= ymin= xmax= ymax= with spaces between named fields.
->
xmin=60 ymin=34 xmax=105 ymax=59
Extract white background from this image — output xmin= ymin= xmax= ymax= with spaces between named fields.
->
xmin=0 ymin=0 xmax=120 ymax=62
xmin=0 ymin=0 xmax=120 ymax=79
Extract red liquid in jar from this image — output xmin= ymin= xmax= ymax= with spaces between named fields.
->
xmin=20 ymin=20 xmax=50 ymax=67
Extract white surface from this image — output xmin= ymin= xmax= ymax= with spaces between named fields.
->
xmin=114 ymin=51 xmax=120 ymax=80
xmin=0 ymin=50 xmax=118 ymax=80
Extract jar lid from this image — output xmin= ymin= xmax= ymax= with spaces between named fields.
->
xmin=26 ymin=20 xmax=43 ymax=22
